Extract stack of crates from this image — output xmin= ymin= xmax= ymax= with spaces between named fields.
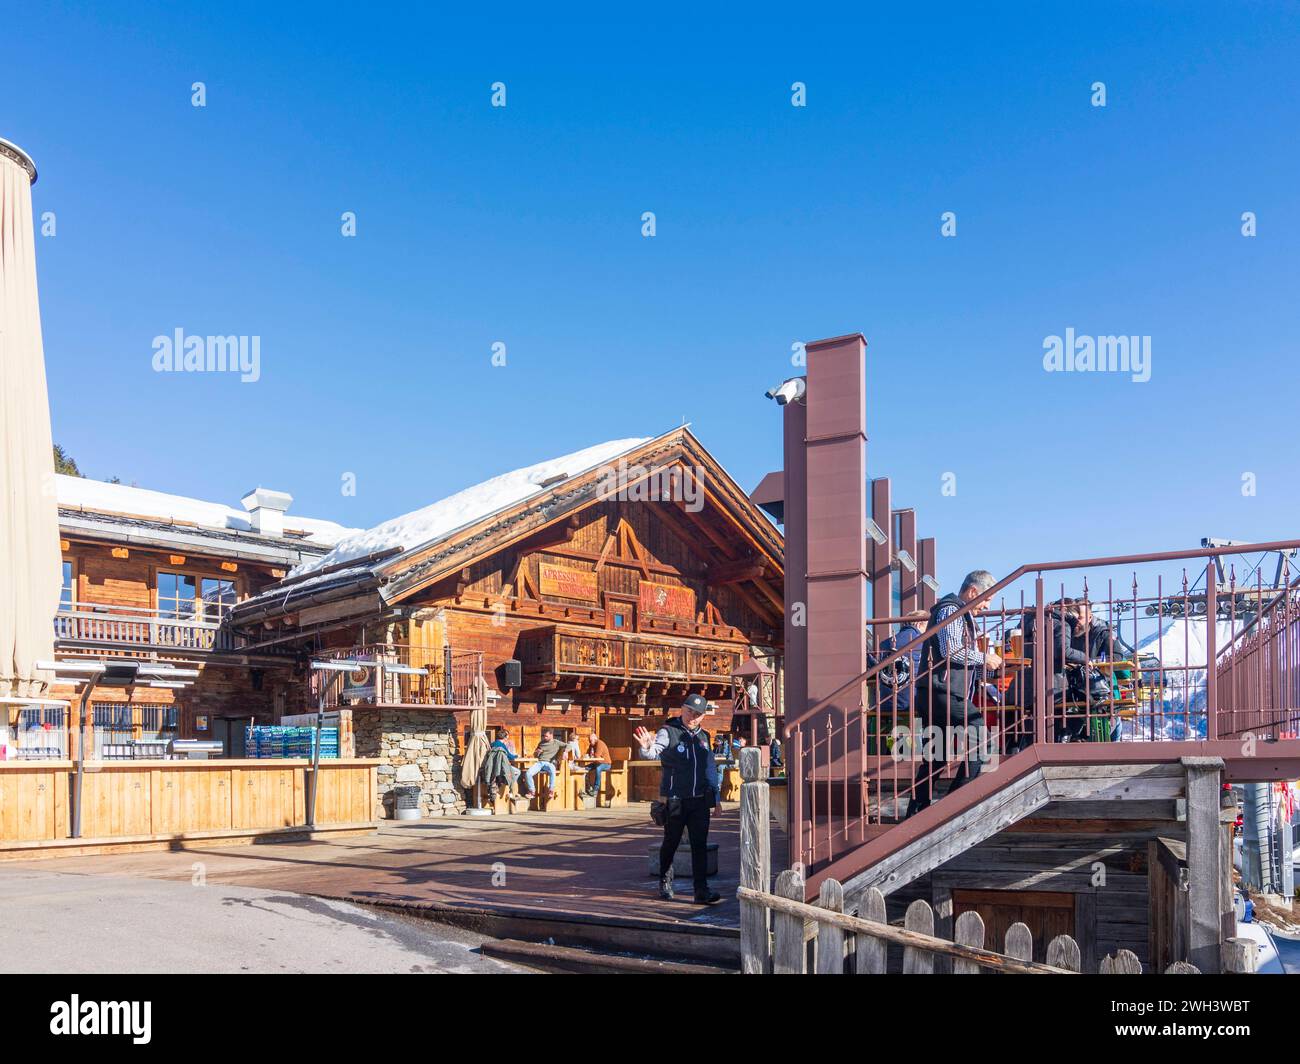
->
xmin=245 ymin=725 xmax=339 ymax=759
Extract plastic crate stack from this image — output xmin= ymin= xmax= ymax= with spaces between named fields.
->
xmin=245 ymin=725 xmax=339 ymax=759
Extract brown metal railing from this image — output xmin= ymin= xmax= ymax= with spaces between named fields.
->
xmin=785 ymin=540 xmax=1300 ymax=877
xmin=311 ymin=643 xmax=485 ymax=708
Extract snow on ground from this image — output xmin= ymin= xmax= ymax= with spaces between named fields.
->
xmin=55 ymin=474 xmax=359 ymax=546
xmin=1128 ymin=617 xmax=1240 ymax=740
xmin=292 ymin=437 xmax=650 ymax=576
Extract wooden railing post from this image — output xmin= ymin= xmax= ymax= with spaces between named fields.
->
xmin=1183 ymin=756 xmax=1226 ymax=974
xmin=771 ymin=869 xmax=806 ymax=974
xmin=738 ymin=747 xmax=772 ymax=974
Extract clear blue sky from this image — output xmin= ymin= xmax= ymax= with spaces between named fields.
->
xmin=4 ymin=2 xmax=1298 ymax=593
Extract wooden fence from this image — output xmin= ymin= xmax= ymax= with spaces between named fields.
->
xmin=0 ymin=759 xmax=376 ymax=853
xmin=735 ymin=749 xmax=1257 ymax=975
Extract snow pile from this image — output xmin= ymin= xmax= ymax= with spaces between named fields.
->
xmin=291 ymin=437 xmax=650 ymax=577
xmin=55 ymin=474 xmax=359 ymax=546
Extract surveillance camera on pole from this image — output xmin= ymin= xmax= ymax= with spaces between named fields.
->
xmin=764 ymin=377 xmax=806 ymax=406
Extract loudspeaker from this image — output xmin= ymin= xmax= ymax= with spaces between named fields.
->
xmin=501 ymin=659 xmax=522 ymax=689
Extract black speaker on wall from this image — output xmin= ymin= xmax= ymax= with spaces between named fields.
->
xmin=501 ymin=659 xmax=522 ymax=689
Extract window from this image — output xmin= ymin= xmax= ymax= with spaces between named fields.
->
xmin=157 ymin=571 xmax=196 ymax=619
xmin=59 ymin=560 xmax=75 ymax=611
xmin=200 ymin=577 xmax=237 ymax=622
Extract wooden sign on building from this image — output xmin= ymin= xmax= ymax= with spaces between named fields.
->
xmin=639 ymin=580 xmax=695 ymax=620
xmin=538 ymin=560 xmax=598 ymax=601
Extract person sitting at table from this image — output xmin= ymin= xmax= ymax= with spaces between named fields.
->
xmin=582 ymin=732 xmax=613 ymax=798
xmin=490 ymin=728 xmax=521 ymax=792
xmin=524 ymin=729 xmax=563 ymax=798
xmin=1072 ymin=599 xmax=1136 ymax=739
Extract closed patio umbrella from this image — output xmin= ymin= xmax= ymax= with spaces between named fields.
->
xmin=0 ymin=139 xmax=61 ymax=700
xmin=460 ymin=704 xmax=490 ymax=791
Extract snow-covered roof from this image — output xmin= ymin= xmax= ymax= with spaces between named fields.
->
xmin=292 ymin=437 xmax=651 ymax=577
xmin=55 ymin=474 xmax=359 ymax=547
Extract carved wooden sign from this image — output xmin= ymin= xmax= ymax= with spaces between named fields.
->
xmin=538 ymin=560 xmax=598 ymax=601
xmin=639 ymin=580 xmax=695 ymax=619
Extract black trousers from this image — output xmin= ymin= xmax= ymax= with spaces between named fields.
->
xmin=659 ymin=795 xmax=712 ymax=891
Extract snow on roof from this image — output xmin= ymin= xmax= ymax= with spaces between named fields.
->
xmin=292 ymin=437 xmax=651 ymax=577
xmin=55 ymin=474 xmax=359 ymax=547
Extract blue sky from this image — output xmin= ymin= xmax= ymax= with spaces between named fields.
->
xmin=4 ymin=2 xmax=1299 ymax=592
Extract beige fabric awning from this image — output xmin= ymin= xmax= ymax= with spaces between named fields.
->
xmin=0 ymin=139 xmax=61 ymax=699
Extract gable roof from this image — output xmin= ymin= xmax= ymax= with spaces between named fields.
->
xmin=230 ymin=429 xmax=784 ymax=631
xmin=291 ymin=437 xmax=650 ymax=578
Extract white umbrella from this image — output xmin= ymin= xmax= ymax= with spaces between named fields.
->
xmin=0 ymin=139 xmax=61 ymax=700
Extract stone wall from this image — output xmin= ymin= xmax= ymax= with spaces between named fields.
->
xmin=354 ymin=707 xmax=465 ymax=819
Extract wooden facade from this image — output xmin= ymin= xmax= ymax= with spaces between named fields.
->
xmin=232 ymin=430 xmax=786 ymax=757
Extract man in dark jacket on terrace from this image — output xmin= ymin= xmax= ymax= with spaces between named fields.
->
xmin=908 ymin=571 xmax=1002 ymax=817
xmin=634 ymin=693 xmax=722 ymax=904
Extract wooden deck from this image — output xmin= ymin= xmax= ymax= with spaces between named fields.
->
xmin=2 ymin=804 xmax=786 ymax=965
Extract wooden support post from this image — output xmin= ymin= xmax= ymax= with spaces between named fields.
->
xmin=1222 ymin=937 xmax=1258 ymax=974
xmin=772 ymin=869 xmax=807 ymax=975
xmin=738 ymin=747 xmax=771 ymax=975
xmin=1183 ymin=756 xmax=1225 ymax=974
xmin=815 ymin=878 xmax=845 ymax=974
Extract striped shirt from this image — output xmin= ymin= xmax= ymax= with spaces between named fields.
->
xmin=932 ymin=602 xmax=984 ymax=667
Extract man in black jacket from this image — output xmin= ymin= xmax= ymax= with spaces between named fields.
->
xmin=634 ymin=693 xmax=722 ymax=904
xmin=909 ymin=570 xmax=1002 ymax=817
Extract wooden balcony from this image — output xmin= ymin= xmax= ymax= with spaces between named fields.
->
xmin=311 ymin=644 xmax=486 ymax=709
xmin=516 ymin=624 xmax=744 ymax=697
xmin=53 ymin=601 xmax=237 ymax=653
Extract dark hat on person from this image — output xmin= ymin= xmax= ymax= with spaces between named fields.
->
xmin=681 ymin=693 xmax=712 ymax=715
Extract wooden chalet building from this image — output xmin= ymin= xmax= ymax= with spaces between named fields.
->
xmin=39 ymin=476 xmax=358 ymax=757
xmin=228 ymin=429 xmax=785 ymax=818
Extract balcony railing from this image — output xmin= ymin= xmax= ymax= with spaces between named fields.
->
xmin=517 ymin=624 xmax=746 ymax=691
xmin=54 ymin=601 xmax=237 ymax=652
xmin=788 ymin=539 xmax=1300 ymax=878
xmin=310 ymin=644 xmax=486 ymax=708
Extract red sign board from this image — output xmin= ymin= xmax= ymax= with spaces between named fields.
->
xmin=639 ymin=581 xmax=695 ymax=619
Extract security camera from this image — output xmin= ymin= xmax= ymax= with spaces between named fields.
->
xmin=765 ymin=377 xmax=806 ymax=406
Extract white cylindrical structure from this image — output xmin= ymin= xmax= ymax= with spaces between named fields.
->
xmin=0 ymin=138 xmax=62 ymax=699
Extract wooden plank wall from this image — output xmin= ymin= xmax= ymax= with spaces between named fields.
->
xmin=0 ymin=763 xmax=69 ymax=842
xmin=885 ymin=813 xmax=1184 ymax=971
xmin=1 ymin=761 xmax=375 ymax=844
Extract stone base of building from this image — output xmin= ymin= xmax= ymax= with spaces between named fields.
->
xmin=354 ymin=708 xmax=465 ymax=819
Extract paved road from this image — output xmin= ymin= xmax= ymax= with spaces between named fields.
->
xmin=0 ymin=868 xmax=524 ymax=974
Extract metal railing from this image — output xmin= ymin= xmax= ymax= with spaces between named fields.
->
xmin=786 ymin=540 xmax=1300 ymax=877
xmin=54 ymin=600 xmax=237 ymax=652
xmin=311 ymin=644 xmax=486 ymax=708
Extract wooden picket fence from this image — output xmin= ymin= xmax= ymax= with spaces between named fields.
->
xmin=735 ymin=748 xmax=1258 ymax=975
xmin=738 ymin=872 xmax=1213 ymax=974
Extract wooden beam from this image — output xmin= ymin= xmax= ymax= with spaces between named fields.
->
xmin=706 ymin=556 xmax=767 ymax=585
